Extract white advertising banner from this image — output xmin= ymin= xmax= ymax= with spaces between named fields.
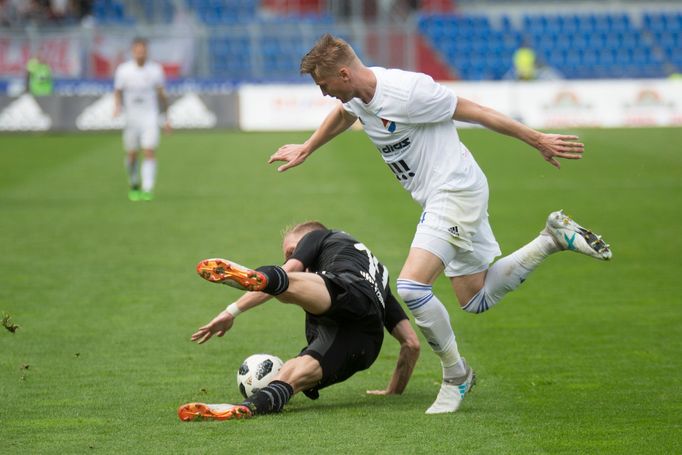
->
xmin=239 ymin=84 xmax=340 ymax=131
xmin=239 ymin=79 xmax=682 ymax=130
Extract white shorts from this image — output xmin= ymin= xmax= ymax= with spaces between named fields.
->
xmin=123 ymin=122 xmax=159 ymax=151
xmin=410 ymin=169 xmax=501 ymax=277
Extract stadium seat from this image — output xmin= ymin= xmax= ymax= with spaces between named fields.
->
xmin=419 ymin=9 xmax=673 ymax=80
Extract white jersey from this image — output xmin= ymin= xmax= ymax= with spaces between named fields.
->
xmin=114 ymin=60 xmax=165 ymax=124
xmin=342 ymin=67 xmax=482 ymax=207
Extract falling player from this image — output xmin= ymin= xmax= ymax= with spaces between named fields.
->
xmin=178 ymin=221 xmax=421 ymax=421
xmin=113 ymin=37 xmax=170 ymax=201
xmin=268 ymin=34 xmax=612 ymax=414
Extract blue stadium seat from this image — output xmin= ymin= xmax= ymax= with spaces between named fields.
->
xmin=419 ymin=10 xmax=674 ymax=81
xmin=93 ymin=0 xmax=135 ymax=25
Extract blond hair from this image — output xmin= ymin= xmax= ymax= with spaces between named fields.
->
xmin=282 ymin=220 xmax=328 ymax=239
xmin=300 ymin=33 xmax=359 ymax=78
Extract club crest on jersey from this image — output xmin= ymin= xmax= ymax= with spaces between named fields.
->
xmin=381 ymin=118 xmax=396 ymax=133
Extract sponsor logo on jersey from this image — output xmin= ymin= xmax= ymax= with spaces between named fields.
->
xmin=448 ymin=226 xmax=460 ymax=237
xmin=380 ymin=117 xmax=396 ymax=133
xmin=387 ymin=159 xmax=415 ymax=181
xmin=379 ymin=137 xmax=411 ymax=154
xmin=360 ymin=270 xmax=385 ymax=307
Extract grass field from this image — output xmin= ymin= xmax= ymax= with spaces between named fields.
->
xmin=1 ymin=127 xmax=681 ymax=453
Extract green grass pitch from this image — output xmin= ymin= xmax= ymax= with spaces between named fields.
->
xmin=1 ymin=127 xmax=681 ymax=453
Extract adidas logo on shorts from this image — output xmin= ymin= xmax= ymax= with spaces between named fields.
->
xmin=448 ymin=226 xmax=460 ymax=237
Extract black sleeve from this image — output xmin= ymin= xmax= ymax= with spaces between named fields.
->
xmin=289 ymin=229 xmax=330 ymax=270
xmin=383 ymin=286 xmax=408 ymax=333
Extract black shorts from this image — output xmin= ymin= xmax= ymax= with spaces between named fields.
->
xmin=299 ymin=271 xmax=385 ymax=399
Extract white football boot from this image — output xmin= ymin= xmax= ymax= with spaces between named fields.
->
xmin=543 ymin=210 xmax=612 ymax=260
xmin=425 ymin=359 xmax=475 ymax=414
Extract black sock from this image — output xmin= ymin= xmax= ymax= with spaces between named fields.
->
xmin=243 ymin=380 xmax=294 ymax=415
xmin=256 ymin=265 xmax=289 ymax=295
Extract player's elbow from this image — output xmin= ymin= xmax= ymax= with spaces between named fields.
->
xmin=402 ymin=332 xmax=421 ymax=357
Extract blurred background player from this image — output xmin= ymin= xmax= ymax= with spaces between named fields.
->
xmin=25 ymin=54 xmax=52 ymax=96
xmin=269 ymin=34 xmax=612 ymax=414
xmin=113 ymin=37 xmax=170 ymax=202
xmin=178 ymin=221 xmax=422 ymax=421
xmin=512 ymin=43 xmax=537 ymax=81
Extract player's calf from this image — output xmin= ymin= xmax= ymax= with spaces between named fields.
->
xmin=243 ymin=380 xmax=295 ymax=415
xmin=396 ymin=279 xmax=467 ymax=380
xmin=461 ymin=210 xmax=612 ymax=314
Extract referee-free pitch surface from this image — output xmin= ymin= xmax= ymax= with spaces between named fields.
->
xmin=1 ymin=128 xmax=680 ymax=453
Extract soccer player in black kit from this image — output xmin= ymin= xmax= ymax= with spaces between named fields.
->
xmin=178 ymin=221 xmax=420 ymax=421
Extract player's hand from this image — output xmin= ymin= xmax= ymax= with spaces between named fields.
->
xmin=366 ymin=389 xmax=396 ymax=396
xmin=190 ymin=310 xmax=234 ymax=344
xmin=268 ymin=144 xmax=310 ymax=172
xmin=112 ymin=105 xmax=121 ymax=118
xmin=163 ymin=119 xmax=172 ymax=134
xmin=534 ymin=133 xmax=584 ymax=169
xmin=367 ymin=390 xmax=395 ymax=397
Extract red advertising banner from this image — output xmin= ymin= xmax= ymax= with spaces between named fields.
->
xmin=90 ymin=33 xmax=194 ymax=79
xmin=0 ymin=35 xmax=81 ymax=77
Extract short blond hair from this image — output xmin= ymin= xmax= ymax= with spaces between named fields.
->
xmin=300 ymin=33 xmax=359 ymax=78
xmin=282 ymin=220 xmax=328 ymax=239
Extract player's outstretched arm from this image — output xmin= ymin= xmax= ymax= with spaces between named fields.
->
xmin=191 ymin=259 xmax=305 ymax=344
xmin=452 ymin=97 xmax=584 ymax=169
xmin=268 ymin=103 xmax=357 ymax=172
xmin=367 ymin=319 xmax=420 ymax=396
xmin=191 ymin=291 xmax=272 ymax=344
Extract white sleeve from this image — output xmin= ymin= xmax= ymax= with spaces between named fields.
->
xmin=342 ymin=100 xmax=358 ymax=117
xmin=406 ymin=74 xmax=457 ymax=124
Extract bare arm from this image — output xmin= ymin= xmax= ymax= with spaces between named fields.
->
xmin=367 ymin=319 xmax=420 ymax=395
xmin=268 ymin=103 xmax=357 ymax=172
xmin=453 ymin=97 xmax=584 ymax=169
xmin=191 ymin=259 xmax=305 ymax=344
xmin=156 ymin=86 xmax=169 ymax=115
xmin=156 ymin=86 xmax=171 ymax=132
xmin=113 ymin=88 xmax=123 ymax=117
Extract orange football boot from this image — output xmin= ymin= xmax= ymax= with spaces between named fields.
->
xmin=178 ymin=403 xmax=253 ymax=422
xmin=196 ymin=258 xmax=267 ymax=291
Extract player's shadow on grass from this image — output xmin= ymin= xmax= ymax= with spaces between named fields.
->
xmin=282 ymin=389 xmax=441 ymax=415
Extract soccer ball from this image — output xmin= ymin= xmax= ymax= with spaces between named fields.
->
xmin=237 ymin=353 xmax=284 ymax=399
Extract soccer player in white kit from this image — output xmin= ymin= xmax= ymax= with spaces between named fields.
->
xmin=113 ymin=37 xmax=170 ymax=201
xmin=269 ymin=34 xmax=612 ymax=414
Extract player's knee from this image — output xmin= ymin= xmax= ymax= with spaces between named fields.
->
xmin=396 ymin=279 xmax=433 ymax=314
xmin=462 ymin=289 xmax=492 ymax=314
xmin=274 ymin=355 xmax=322 ymax=393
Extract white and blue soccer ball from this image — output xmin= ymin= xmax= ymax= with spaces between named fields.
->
xmin=236 ymin=353 xmax=284 ymax=398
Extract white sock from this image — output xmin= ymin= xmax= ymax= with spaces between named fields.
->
xmin=141 ymin=158 xmax=157 ymax=192
xmin=396 ymin=279 xmax=466 ymax=379
xmin=126 ymin=157 xmax=140 ymax=188
xmin=463 ymin=234 xmax=559 ymax=314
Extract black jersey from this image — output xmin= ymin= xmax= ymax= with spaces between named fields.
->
xmin=290 ymin=229 xmax=406 ymax=332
